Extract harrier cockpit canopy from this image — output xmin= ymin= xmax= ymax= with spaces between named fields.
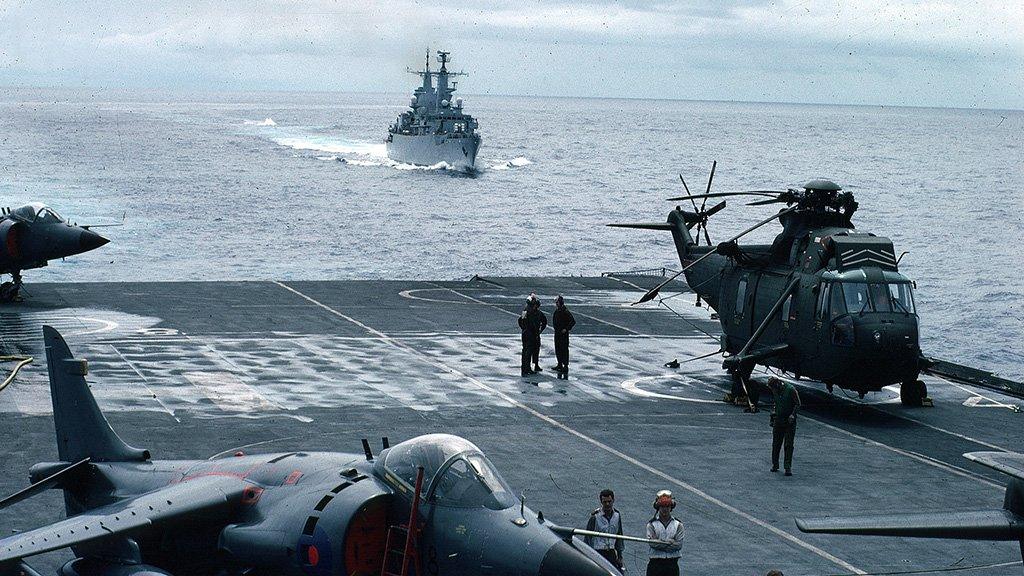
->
xmin=377 ymin=433 xmax=517 ymax=510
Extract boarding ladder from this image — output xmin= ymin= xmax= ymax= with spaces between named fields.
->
xmin=380 ymin=466 xmax=424 ymax=576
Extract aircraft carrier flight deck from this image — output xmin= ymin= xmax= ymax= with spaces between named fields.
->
xmin=1 ymin=276 xmax=1021 ymax=575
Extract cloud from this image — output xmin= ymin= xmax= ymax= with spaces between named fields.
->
xmin=0 ymin=0 xmax=1020 ymax=108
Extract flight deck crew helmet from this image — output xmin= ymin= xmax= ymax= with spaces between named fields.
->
xmin=653 ymin=490 xmax=676 ymax=510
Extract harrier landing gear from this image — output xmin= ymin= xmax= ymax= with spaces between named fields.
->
xmin=0 ymin=271 xmax=23 ymax=303
xmin=900 ymin=379 xmax=929 ymax=407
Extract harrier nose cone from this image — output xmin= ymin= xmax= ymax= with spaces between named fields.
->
xmin=538 ymin=541 xmax=615 ymax=576
xmin=79 ymin=229 xmax=109 ymax=252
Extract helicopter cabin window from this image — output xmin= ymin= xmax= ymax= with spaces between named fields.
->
xmin=735 ymin=277 xmax=747 ymax=316
xmin=888 ymin=283 xmax=916 ymax=314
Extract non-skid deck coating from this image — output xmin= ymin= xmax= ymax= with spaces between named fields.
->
xmin=0 ymin=277 xmax=1021 ymax=576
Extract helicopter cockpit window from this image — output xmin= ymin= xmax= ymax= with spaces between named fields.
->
xmin=887 ymin=283 xmax=916 ymax=314
xmin=868 ymin=283 xmax=891 ymax=312
xmin=430 ymin=453 xmax=517 ymax=510
xmin=842 ymin=283 xmax=871 ymax=314
xmin=829 ymin=282 xmax=846 ymax=319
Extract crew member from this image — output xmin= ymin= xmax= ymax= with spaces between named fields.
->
xmin=552 ymin=295 xmax=576 ymax=379
xmin=584 ymin=489 xmax=624 ymax=572
xmin=768 ymin=377 xmax=801 ymax=476
xmin=645 ymin=490 xmax=684 ymax=576
xmin=518 ymin=294 xmax=547 ymax=376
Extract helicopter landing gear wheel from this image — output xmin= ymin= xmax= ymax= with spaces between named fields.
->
xmin=858 ymin=391 xmax=866 ymax=399
xmin=900 ymin=379 xmax=927 ymax=407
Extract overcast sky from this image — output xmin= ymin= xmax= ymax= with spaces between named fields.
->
xmin=1 ymin=0 xmax=1021 ymax=109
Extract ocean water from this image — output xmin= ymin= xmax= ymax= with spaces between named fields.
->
xmin=0 ymin=88 xmax=1021 ymax=380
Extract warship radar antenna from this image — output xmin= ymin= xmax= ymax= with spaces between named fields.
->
xmin=406 ymin=50 xmax=467 ymax=78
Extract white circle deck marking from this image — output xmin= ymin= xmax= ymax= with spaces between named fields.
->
xmin=72 ymin=317 xmax=119 ymax=336
xmin=621 ymin=375 xmax=721 ymax=404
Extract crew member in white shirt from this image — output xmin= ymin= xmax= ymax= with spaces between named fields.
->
xmin=645 ymin=490 xmax=684 ymax=576
xmin=584 ymin=488 xmax=625 ymax=572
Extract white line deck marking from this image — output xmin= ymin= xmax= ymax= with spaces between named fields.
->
xmin=108 ymin=344 xmax=179 ymax=422
xmin=274 ymin=280 xmax=865 ymax=574
xmin=425 ymin=282 xmax=644 ymax=336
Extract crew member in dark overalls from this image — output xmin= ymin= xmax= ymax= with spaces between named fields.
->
xmin=518 ymin=294 xmax=547 ymax=376
xmin=768 ymin=377 xmax=801 ymax=476
xmin=552 ymin=295 xmax=576 ymax=379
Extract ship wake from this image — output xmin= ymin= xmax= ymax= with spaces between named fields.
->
xmin=252 ymin=123 xmax=531 ymax=173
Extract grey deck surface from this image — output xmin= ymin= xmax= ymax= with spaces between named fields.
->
xmin=1 ymin=277 xmax=1021 ymax=575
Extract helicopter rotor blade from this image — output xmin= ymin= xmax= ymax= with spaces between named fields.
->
xmin=700 ymin=160 xmax=716 ymax=213
xmin=633 ymin=205 xmax=798 ymax=305
xmin=679 ymin=175 xmax=699 ymax=213
xmin=746 ymin=198 xmax=788 ymax=206
xmin=666 ymin=191 xmax=779 ymax=202
xmin=696 ymin=199 xmax=729 ymax=243
xmin=703 ymin=200 xmax=727 ymax=218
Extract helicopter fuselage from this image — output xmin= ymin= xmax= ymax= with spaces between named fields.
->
xmin=674 ymin=211 xmax=925 ymax=395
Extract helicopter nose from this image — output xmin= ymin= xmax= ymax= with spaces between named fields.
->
xmin=79 ymin=229 xmax=109 ymax=253
xmin=538 ymin=540 xmax=616 ymax=576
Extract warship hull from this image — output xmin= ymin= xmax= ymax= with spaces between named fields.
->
xmin=386 ymin=133 xmax=480 ymax=171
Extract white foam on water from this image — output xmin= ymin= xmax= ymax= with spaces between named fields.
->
xmin=394 ymin=160 xmax=454 ymax=171
xmin=243 ymin=117 xmax=277 ymax=126
xmin=275 ymin=135 xmax=387 ymax=157
xmin=262 ymin=126 xmax=464 ymax=172
xmin=488 ymin=156 xmax=533 ymax=170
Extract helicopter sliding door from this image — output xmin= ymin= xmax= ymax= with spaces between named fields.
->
xmin=722 ymin=271 xmax=752 ymax=352
xmin=750 ymin=272 xmax=791 ymax=364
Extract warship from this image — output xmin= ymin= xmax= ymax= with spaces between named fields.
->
xmin=386 ymin=50 xmax=481 ymax=171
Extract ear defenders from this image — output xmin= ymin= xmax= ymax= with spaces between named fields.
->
xmin=653 ymin=490 xmax=676 ymax=510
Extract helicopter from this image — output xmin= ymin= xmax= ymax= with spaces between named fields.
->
xmin=0 ymin=202 xmax=111 ymax=302
xmin=610 ymin=163 xmax=931 ymax=407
